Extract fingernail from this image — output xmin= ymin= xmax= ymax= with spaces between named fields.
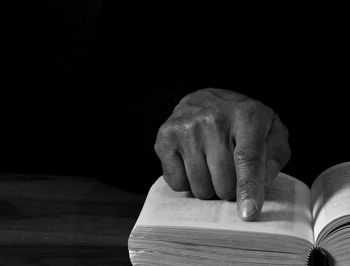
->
xmin=240 ymin=199 xmax=258 ymax=220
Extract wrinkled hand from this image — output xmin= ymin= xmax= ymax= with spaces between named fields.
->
xmin=154 ymin=88 xmax=290 ymax=221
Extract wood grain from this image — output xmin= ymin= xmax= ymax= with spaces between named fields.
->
xmin=0 ymin=173 xmax=146 ymax=265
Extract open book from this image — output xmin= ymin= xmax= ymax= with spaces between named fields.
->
xmin=128 ymin=162 xmax=350 ymax=266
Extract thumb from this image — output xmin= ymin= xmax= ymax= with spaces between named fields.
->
xmin=234 ymin=126 xmax=266 ymax=221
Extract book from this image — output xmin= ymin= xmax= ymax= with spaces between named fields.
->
xmin=128 ymin=162 xmax=350 ymax=266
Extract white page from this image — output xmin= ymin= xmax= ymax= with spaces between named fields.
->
xmin=135 ymin=173 xmax=313 ymax=243
xmin=312 ymin=162 xmax=350 ymax=242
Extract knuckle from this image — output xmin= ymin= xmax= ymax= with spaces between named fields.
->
xmin=154 ymin=140 xmax=164 ymax=156
xmin=154 ymin=141 xmax=162 ymax=155
xmin=236 ymin=100 xmax=271 ymax=123
xmin=171 ymin=116 xmax=198 ymax=135
xmin=157 ymin=123 xmax=173 ymax=140
xmin=201 ymin=112 xmax=217 ymax=125
xmin=154 ymin=138 xmax=167 ymax=156
xmin=193 ymin=108 xmax=226 ymax=133
xmin=154 ymin=123 xmax=176 ymax=154
xmin=237 ymin=178 xmax=259 ymax=199
xmin=157 ymin=119 xmax=192 ymax=139
xmin=176 ymin=120 xmax=196 ymax=132
xmin=235 ymin=147 xmax=262 ymax=165
xmin=196 ymin=108 xmax=222 ymax=127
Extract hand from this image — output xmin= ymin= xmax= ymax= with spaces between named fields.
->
xmin=154 ymin=88 xmax=290 ymax=221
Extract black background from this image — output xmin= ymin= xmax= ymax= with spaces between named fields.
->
xmin=6 ymin=2 xmax=349 ymax=192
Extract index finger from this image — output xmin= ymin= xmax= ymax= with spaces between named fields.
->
xmin=234 ymin=124 xmax=268 ymax=221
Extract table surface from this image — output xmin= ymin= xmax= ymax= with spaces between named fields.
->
xmin=0 ymin=173 xmax=146 ymax=266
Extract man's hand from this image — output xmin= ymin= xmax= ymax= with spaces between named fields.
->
xmin=154 ymin=88 xmax=290 ymax=221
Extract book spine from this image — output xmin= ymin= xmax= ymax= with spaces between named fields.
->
xmin=306 ymin=247 xmax=333 ymax=266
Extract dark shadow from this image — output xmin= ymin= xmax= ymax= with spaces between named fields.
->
xmin=307 ymin=247 xmax=334 ymax=266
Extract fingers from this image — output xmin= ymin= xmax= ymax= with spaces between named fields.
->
xmin=234 ymin=124 xmax=268 ymax=221
xmin=154 ymin=129 xmax=190 ymax=192
xmin=157 ymin=138 xmax=237 ymax=200
xmin=183 ymin=150 xmax=215 ymax=199
xmin=154 ymin=124 xmax=214 ymax=199
xmin=155 ymin=89 xmax=291 ymax=224
xmin=205 ymin=136 xmax=236 ymax=200
xmin=266 ymin=114 xmax=291 ymax=185
xmin=159 ymin=150 xmax=190 ymax=191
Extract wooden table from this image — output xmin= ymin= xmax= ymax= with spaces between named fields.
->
xmin=0 ymin=173 xmax=146 ymax=265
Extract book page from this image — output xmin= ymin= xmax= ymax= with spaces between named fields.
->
xmin=311 ymin=162 xmax=350 ymax=242
xmin=134 ymin=173 xmax=313 ymax=243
